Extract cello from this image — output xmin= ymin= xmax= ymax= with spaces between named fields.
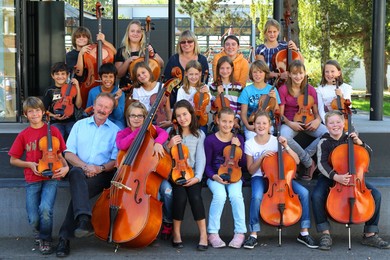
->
xmin=272 ymin=10 xmax=303 ymax=87
xmin=91 ymin=78 xmax=177 ymax=248
xmin=193 ymin=70 xmax=210 ymax=126
xmin=293 ymin=78 xmax=315 ymax=127
xmin=260 ymin=110 xmax=302 ymax=246
xmin=128 ymin=16 xmax=161 ymax=82
xmin=37 ymin=112 xmax=63 ymax=178
xmin=326 ymin=100 xmax=375 ymax=250
xmin=53 ymin=71 xmax=77 ymax=118
xmin=80 ymin=2 xmax=114 ymax=107
xmin=170 ymin=120 xmax=195 ymax=185
xmin=218 ymin=128 xmax=242 ymax=183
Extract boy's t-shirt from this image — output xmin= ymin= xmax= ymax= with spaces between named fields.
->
xmin=8 ymin=124 xmax=67 ymax=183
xmin=42 ymin=85 xmax=76 ymax=123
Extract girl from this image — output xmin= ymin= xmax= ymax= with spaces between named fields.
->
xmin=278 ymin=60 xmax=327 ymax=180
xmin=166 ymin=100 xmax=208 ymax=251
xmin=205 ymin=107 xmax=247 ymax=249
xmin=210 ymin=56 xmax=242 ymax=132
xmin=238 ymin=60 xmax=281 ymax=140
xmin=115 ymin=101 xmax=173 ymax=240
xmin=115 ymin=20 xmax=164 ymax=88
xmin=131 ymin=62 xmax=172 ymax=129
xmin=177 ymin=60 xmax=211 ymax=134
xmin=313 ymin=110 xmax=389 ymax=250
xmin=212 ymin=35 xmax=249 ymax=88
xmin=243 ymin=111 xmax=317 ymax=250
xmin=316 ymin=60 xmax=353 ymax=123
xmin=255 ymin=19 xmax=300 ymax=82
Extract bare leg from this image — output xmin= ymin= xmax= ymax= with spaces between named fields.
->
xmin=197 ymin=219 xmax=208 ymax=245
xmin=172 ymin=219 xmax=182 ymax=243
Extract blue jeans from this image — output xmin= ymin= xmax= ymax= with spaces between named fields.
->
xmin=311 ymin=174 xmax=381 ymax=233
xmin=158 ymin=179 xmax=173 ymax=224
xmin=280 ymin=123 xmax=327 ymax=168
xmin=248 ymin=177 xmax=311 ymax=232
xmin=25 ymin=179 xmax=58 ymax=241
xmin=207 ymin=179 xmax=247 ymax=234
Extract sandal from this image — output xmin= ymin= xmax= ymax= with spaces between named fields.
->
xmin=318 ymin=234 xmax=332 ymax=250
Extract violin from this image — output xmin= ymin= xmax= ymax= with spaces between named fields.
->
xmin=128 ymin=16 xmax=161 ymax=82
xmin=211 ymin=79 xmax=231 ymax=125
xmin=92 ymin=76 xmax=176 ymax=248
xmin=170 ymin=120 xmax=195 ymax=185
xmin=149 ymin=67 xmax=182 ymax=126
xmin=248 ymin=78 xmax=279 ymax=125
xmin=218 ymin=128 xmax=242 ymax=183
xmin=193 ymin=70 xmax=210 ymax=126
xmin=37 ymin=113 xmax=63 ymax=178
xmin=326 ymin=100 xmax=375 ymax=249
xmin=260 ymin=110 xmax=302 ymax=245
xmin=80 ymin=2 xmax=114 ymax=107
xmin=330 ymin=78 xmax=348 ymax=131
xmin=53 ymin=71 xmax=77 ymax=118
xmin=293 ymin=79 xmax=315 ymax=127
xmin=272 ymin=10 xmax=303 ymax=87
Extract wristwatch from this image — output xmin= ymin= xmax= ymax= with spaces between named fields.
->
xmin=100 ymin=165 xmax=106 ymax=172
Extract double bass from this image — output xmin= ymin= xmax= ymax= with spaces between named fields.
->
xmin=91 ymin=78 xmax=177 ymax=248
xmin=128 ymin=16 xmax=161 ymax=82
xmin=260 ymin=110 xmax=302 ymax=246
xmin=272 ymin=10 xmax=303 ymax=87
xmin=80 ymin=2 xmax=115 ymax=107
xmin=193 ymin=70 xmax=210 ymax=126
xmin=37 ymin=113 xmax=63 ymax=178
xmin=326 ymin=100 xmax=375 ymax=250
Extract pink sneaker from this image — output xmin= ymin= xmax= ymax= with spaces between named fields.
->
xmin=208 ymin=233 xmax=226 ymax=248
xmin=229 ymin=233 xmax=245 ymax=248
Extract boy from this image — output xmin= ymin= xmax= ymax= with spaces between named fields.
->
xmin=42 ymin=62 xmax=82 ymax=139
xmin=9 ymin=97 xmax=69 ymax=255
xmin=313 ymin=110 xmax=390 ymax=250
xmin=86 ymin=63 xmax=125 ymax=129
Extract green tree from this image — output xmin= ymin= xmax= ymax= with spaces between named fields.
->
xmin=66 ymin=0 xmax=113 ymax=18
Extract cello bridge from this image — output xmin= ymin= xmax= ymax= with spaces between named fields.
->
xmin=111 ymin=181 xmax=132 ymax=191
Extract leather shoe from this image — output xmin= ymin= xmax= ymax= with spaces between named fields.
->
xmin=56 ymin=237 xmax=70 ymax=257
xmin=172 ymin=240 xmax=184 ymax=249
xmin=197 ymin=244 xmax=208 ymax=251
xmin=74 ymin=217 xmax=94 ymax=238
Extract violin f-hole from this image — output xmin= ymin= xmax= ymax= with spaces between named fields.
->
xmin=133 ymin=179 xmax=142 ymax=204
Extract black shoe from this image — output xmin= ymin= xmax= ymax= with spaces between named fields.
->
xmin=197 ymin=244 xmax=208 ymax=251
xmin=74 ymin=216 xmax=94 ymax=238
xmin=172 ymin=240 xmax=184 ymax=249
xmin=56 ymin=238 xmax=70 ymax=257
xmin=297 ymin=234 xmax=319 ymax=249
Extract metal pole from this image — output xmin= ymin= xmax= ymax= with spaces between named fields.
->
xmin=168 ymin=0 xmax=176 ymax=58
xmin=113 ymin=0 xmax=118 ymax=48
xmin=79 ymin=0 xmax=83 ymax=27
xmin=370 ymin=0 xmax=385 ymax=120
xmin=273 ymin=0 xmax=283 ymax=40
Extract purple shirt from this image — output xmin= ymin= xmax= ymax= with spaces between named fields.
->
xmin=278 ymin=84 xmax=318 ymax=121
xmin=204 ymin=133 xmax=246 ymax=180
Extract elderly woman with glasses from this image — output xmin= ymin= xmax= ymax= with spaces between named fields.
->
xmin=212 ymin=35 xmax=249 ymax=88
xmin=164 ymin=30 xmax=209 ymax=108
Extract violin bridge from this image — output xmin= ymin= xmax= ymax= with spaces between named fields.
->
xmin=111 ymin=181 xmax=132 ymax=191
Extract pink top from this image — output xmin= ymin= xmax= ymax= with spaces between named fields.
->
xmin=116 ymin=126 xmax=168 ymax=151
xmin=278 ymin=84 xmax=318 ymax=121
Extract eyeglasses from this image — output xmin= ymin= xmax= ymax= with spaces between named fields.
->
xmin=180 ymin=40 xmax=194 ymax=45
xmin=129 ymin=114 xmax=145 ymax=119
